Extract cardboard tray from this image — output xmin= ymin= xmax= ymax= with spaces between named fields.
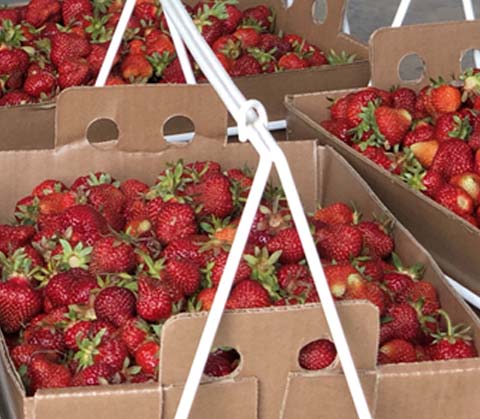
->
xmin=0 ymin=0 xmax=370 ymax=148
xmin=285 ymin=19 xmax=480 ymax=297
xmin=1 ymin=84 xmax=479 ymax=419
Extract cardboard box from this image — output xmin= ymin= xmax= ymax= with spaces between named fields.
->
xmin=1 ymin=84 xmax=479 ymax=419
xmin=285 ymin=19 xmax=480 ymax=296
xmin=0 ymin=0 xmax=370 ymax=147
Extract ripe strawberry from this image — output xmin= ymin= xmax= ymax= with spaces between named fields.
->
xmin=204 ymin=351 xmax=233 ymax=377
xmin=450 ymin=172 xmax=480 ymax=203
xmin=420 ymin=170 xmax=445 ymax=197
xmin=154 ymin=202 xmax=197 ymax=244
xmin=299 ymin=339 xmax=336 ymax=370
xmin=25 ymin=0 xmax=61 ymax=28
xmin=276 ymin=263 xmax=314 ymax=299
xmin=38 ymin=191 xmax=77 ymax=215
xmin=278 ymin=52 xmax=308 ymax=70
xmin=233 ymin=27 xmax=260 ymax=49
xmin=63 ymin=205 xmax=109 ymax=246
xmin=320 ymin=119 xmax=352 ymax=144
xmin=0 ymin=225 xmax=35 ymax=253
xmin=213 ymin=34 xmax=241 ymax=60
xmin=0 ymin=91 xmax=33 ymax=106
xmin=62 ymin=0 xmax=92 ymax=25
xmin=0 ymin=276 xmax=42 ymax=334
xmin=71 ymin=363 xmax=114 ymax=387
xmin=94 ymin=286 xmax=136 ymax=327
xmin=162 ymin=58 xmax=186 ymax=83
xmin=29 ymin=355 xmax=72 ymax=393
xmin=0 ymin=8 xmax=20 ymax=25
xmin=410 ymin=140 xmax=439 ymax=168
xmin=242 ymin=5 xmax=273 ymax=32
xmin=231 ymin=54 xmax=262 ymax=77
xmin=431 ymin=139 xmax=474 ymax=179
xmin=136 ymin=276 xmax=172 ymax=321
xmin=307 ymin=46 xmax=328 ymax=67
xmin=406 ymin=281 xmax=440 ymax=315
xmin=121 ymin=53 xmax=153 ymax=81
xmin=121 ymin=317 xmax=150 ymax=355
xmin=434 ymin=184 xmax=474 ymax=216
xmin=87 ymin=43 xmax=111 ymax=75
xmin=190 ymin=173 xmax=233 ymax=218
xmin=51 ymin=32 xmax=91 ymax=66
xmin=89 ymin=237 xmax=136 ymax=275
xmin=258 ymin=33 xmax=291 ymax=59
xmin=58 ymin=57 xmax=91 ymax=89
xmin=353 ymin=257 xmax=384 ymax=282
xmin=267 ymin=227 xmax=303 ymax=264
xmin=135 ymin=341 xmax=159 ymax=375
xmin=23 ymin=69 xmax=57 ymax=98
xmin=386 ymin=303 xmax=420 ymax=341
xmin=353 ymin=145 xmax=393 ymax=171
xmin=313 ymin=202 xmax=355 ymax=225
xmin=383 ymin=272 xmax=414 ymax=296
xmin=428 ymin=83 xmax=461 ymax=115
xmin=346 ymin=89 xmax=379 ymax=127
xmin=391 ymin=87 xmax=417 ymax=114
xmin=64 ymin=320 xmax=115 ymax=350
xmin=379 ymin=339 xmax=417 ymax=364
xmin=166 ymin=259 xmax=201 ymax=296
xmin=356 ymin=221 xmax=394 ymax=258
xmin=11 ymin=343 xmax=57 ymax=370
xmin=210 ymin=251 xmax=251 ymax=286
xmin=323 ymin=264 xmax=359 ymax=299
xmin=373 ymin=106 xmax=412 ymax=149
xmin=434 ymin=113 xmax=472 ymax=142
xmin=315 ymin=224 xmax=363 ymax=262
xmin=403 ymin=123 xmax=434 ymax=147
xmin=134 ymin=2 xmax=158 ymax=23
xmin=222 ymin=3 xmax=242 ymax=33
xmin=429 ymin=310 xmax=478 ymax=360
xmin=227 ymin=279 xmax=271 ymax=309
xmin=25 ymin=322 xmax=65 ymax=351
xmin=0 ymin=48 xmax=29 ymax=76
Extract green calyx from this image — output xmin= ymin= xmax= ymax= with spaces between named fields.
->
xmin=431 ymin=309 xmax=473 ymax=344
xmin=449 ymin=115 xmax=472 ymax=140
xmin=146 ymin=160 xmax=189 ymax=202
xmin=243 ymin=246 xmax=282 ymax=300
xmin=85 ymin=14 xmax=113 ymax=43
xmin=391 ymin=252 xmax=425 ymax=281
xmin=87 ymin=172 xmax=119 ymax=188
xmin=136 ymin=250 xmax=165 ymax=280
xmin=399 ymin=148 xmax=427 ymax=192
xmin=14 ymin=197 xmax=40 ymax=226
xmin=74 ymin=328 xmax=106 ymax=370
xmin=351 ymin=100 xmax=386 ymax=149
xmin=0 ymin=248 xmax=39 ymax=281
xmin=53 ymin=239 xmax=92 ymax=271
xmin=0 ymin=19 xmax=26 ymax=48
xmin=327 ymin=49 xmax=356 ymax=65
xmin=92 ymin=0 xmax=113 ymax=15
xmin=147 ymin=51 xmax=176 ymax=78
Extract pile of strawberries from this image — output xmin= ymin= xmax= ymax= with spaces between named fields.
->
xmin=0 ymin=0 xmax=353 ymax=107
xmin=0 ymin=159 xmax=476 ymax=395
xmin=321 ymin=69 xmax=480 ymax=227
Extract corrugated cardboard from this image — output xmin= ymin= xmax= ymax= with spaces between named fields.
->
xmin=285 ymin=19 xmax=480 ymax=296
xmin=1 ymin=84 xmax=479 ymax=419
xmin=0 ymin=0 xmax=370 ymax=148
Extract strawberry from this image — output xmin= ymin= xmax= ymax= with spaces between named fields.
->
xmin=162 ymin=237 xmax=205 ymax=266
xmin=213 ymin=34 xmax=241 ymax=60
xmin=320 ymin=119 xmax=352 ymax=144
xmin=386 ymin=303 xmax=420 ymax=341
xmin=313 ymin=202 xmax=355 ymax=225
xmin=135 ymin=341 xmax=159 ymax=375
xmin=391 ymin=87 xmax=417 ymax=114
xmin=226 ymin=279 xmax=271 ymax=309
xmin=324 ymin=264 xmax=358 ymax=299
xmin=427 ymin=83 xmax=462 ymax=115
xmin=429 ymin=310 xmax=478 ymax=360
xmin=51 ymin=32 xmax=91 ymax=67
xmin=195 ymin=287 xmax=217 ymax=311
xmin=383 ymin=272 xmax=414 ymax=297
xmin=410 ymin=140 xmax=439 ymax=168
xmin=267 ymin=227 xmax=303 ymax=264
xmin=191 ymin=173 xmax=233 ymax=218
xmin=233 ymin=27 xmax=260 ymax=49
xmin=134 ymin=2 xmax=158 ymax=23
xmin=11 ymin=343 xmax=57 ymax=370
xmin=0 ymin=276 xmax=42 ymax=334
xmin=210 ymin=251 xmax=251 ymax=286
xmin=346 ymin=89 xmax=379 ymax=127
xmin=120 ymin=317 xmax=150 ymax=355
xmin=276 ymin=263 xmax=314 ymax=299
xmin=166 ymin=258 xmax=201 ymax=296
xmin=23 ymin=69 xmax=57 ymax=98
xmin=258 ymin=33 xmax=291 ymax=59
xmin=58 ymin=58 xmax=91 ymax=89
xmin=406 ymin=281 xmax=440 ymax=315
xmin=430 ymin=139 xmax=474 ymax=179
xmin=63 ymin=205 xmax=109 ymax=246
xmin=356 ymin=221 xmax=394 ymax=258
xmin=24 ymin=323 xmax=65 ymax=351
xmin=87 ymin=43 xmax=111 ymax=75
xmin=0 ymin=91 xmax=33 ymax=106
xmin=204 ymin=351 xmax=233 ymax=377
xmin=44 ymin=269 xmax=97 ymax=309
xmin=299 ymin=339 xmax=336 ymax=370
xmin=38 ymin=191 xmax=77 ymax=215
xmin=154 ymin=202 xmax=197 ymax=244
xmin=64 ymin=320 xmax=115 ymax=350
xmin=71 ymin=363 xmax=114 ymax=387
xmin=222 ymin=3 xmax=242 ymax=33
xmin=194 ymin=8 xmax=225 ymax=45
xmin=278 ymin=52 xmax=308 ymax=70
xmin=354 ymin=145 xmax=393 ymax=171
xmin=242 ymin=5 xmax=273 ymax=33
xmin=450 ymin=172 xmax=480 ymax=203
xmin=434 ymin=113 xmax=472 ymax=142
xmin=28 ymin=355 xmax=72 ymax=393
xmin=25 ymin=0 xmax=61 ymax=28
xmin=62 ymin=0 xmax=92 ymax=25
xmin=353 ymin=257 xmax=384 ymax=282
xmin=121 ymin=53 xmax=153 ymax=81
xmin=0 ymin=9 xmax=20 ymax=25
xmin=307 ymin=46 xmax=328 ymax=67
xmin=379 ymin=339 xmax=417 ymax=364
xmin=373 ymin=106 xmax=412 ymax=149
xmin=329 ymin=95 xmax=352 ymax=121
xmin=434 ymin=184 xmax=474 ymax=216
xmin=94 ymin=286 xmax=136 ymax=327
xmin=315 ymin=224 xmax=363 ymax=262
xmin=136 ymin=276 xmax=172 ymax=321
xmin=419 ymin=170 xmax=445 ymax=197
xmin=88 ymin=184 xmax=126 ymax=230
xmin=403 ymin=123 xmax=434 ymax=147
xmin=162 ymin=58 xmax=186 ymax=83
xmin=231 ymin=53 xmax=262 ymax=77
xmin=89 ymin=237 xmax=136 ymax=275
xmin=120 ymin=179 xmax=149 ymax=201
xmin=0 ymin=225 xmax=35 ymax=253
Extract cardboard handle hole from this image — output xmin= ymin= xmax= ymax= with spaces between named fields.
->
xmin=312 ymin=0 xmax=327 ymax=24
xmin=203 ymin=347 xmax=241 ymax=379
xmin=298 ymin=338 xmax=338 ymax=371
xmin=460 ymin=49 xmax=480 ymax=72
xmin=398 ymin=53 xmax=426 ymax=83
xmin=163 ymin=115 xmax=196 ymax=144
xmin=86 ymin=118 xmax=119 ymax=148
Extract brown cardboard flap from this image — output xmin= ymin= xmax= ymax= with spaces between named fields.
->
xmin=160 ymin=303 xmax=379 ymax=419
xmin=376 ymin=360 xmax=480 ymax=419
xmin=163 ymin=377 xmax=258 ymax=419
xmin=30 ymin=383 xmax=161 ymax=419
xmin=370 ymin=20 xmax=480 ymax=89
xmin=280 ymin=371 xmax=377 ymax=419
xmin=55 ymin=85 xmax=228 ymax=152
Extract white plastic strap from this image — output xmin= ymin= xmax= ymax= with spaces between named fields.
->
xmin=161 ymin=2 xmax=372 ymax=419
xmin=391 ymin=0 xmax=411 ymax=27
xmin=237 ymin=100 xmax=269 ymax=142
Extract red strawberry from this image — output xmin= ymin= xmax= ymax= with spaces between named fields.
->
xmin=154 ymin=202 xmax=197 ymax=244
xmin=38 ymin=191 xmax=77 ymax=215
xmin=45 ymin=269 xmax=97 ymax=309
xmin=29 ymin=355 xmax=72 ymax=393
xmin=278 ymin=52 xmax=308 ymax=70
xmin=222 ymin=3 xmax=242 ymax=33
xmin=64 ymin=320 xmax=115 ymax=350
xmin=373 ymin=106 xmax=412 ymax=149
xmin=429 ymin=310 xmax=478 ymax=360
xmin=63 ymin=205 xmax=109 ymax=246
xmin=299 ymin=339 xmax=336 ymax=370
xmin=258 ymin=33 xmax=291 ymax=59
xmin=72 ymin=363 xmax=114 ymax=387
xmin=11 ymin=343 xmax=54 ymax=369
xmin=196 ymin=287 xmax=217 ymax=311
xmin=210 ymin=251 xmax=251 ymax=286
xmin=277 ymin=263 xmax=314 ymax=299
xmin=166 ymin=258 xmax=201 ymax=296
xmin=324 ymin=264 xmax=358 ymax=299
xmin=313 ymin=202 xmax=355 ymax=225
xmin=403 ymin=123 xmax=434 ymax=147
xmin=267 ymin=227 xmax=304 ymax=264
xmin=430 ymin=139 xmax=474 ymax=179
xmin=58 ymin=58 xmax=91 ymax=89
xmin=89 ymin=237 xmax=136 ymax=275
xmin=51 ymin=32 xmax=91 ymax=66
xmin=204 ymin=351 xmax=233 ymax=377
xmin=379 ymin=339 xmax=417 ymax=364
xmin=226 ymin=279 xmax=271 ymax=309
xmin=161 ymin=58 xmax=186 ymax=83
xmin=242 ymin=5 xmax=273 ymax=32
xmin=136 ymin=276 xmax=172 ymax=321
xmin=233 ymin=27 xmax=260 ymax=49
xmin=213 ymin=34 xmax=241 ymax=60
xmin=356 ymin=221 xmax=394 ymax=258
xmin=434 ymin=113 xmax=472 ymax=142
xmin=315 ymin=224 xmax=363 ymax=262
xmin=120 ymin=179 xmax=149 ymax=201
xmin=191 ymin=173 xmax=233 ymax=218
xmin=307 ymin=46 xmax=327 ymax=67
xmin=25 ymin=0 xmax=61 ymax=28
xmin=434 ymin=184 xmax=474 ymax=216
xmin=0 ymin=91 xmax=33 ymax=106
xmin=406 ymin=281 xmax=440 ymax=315
xmin=427 ymin=83 xmax=461 ymax=115
xmin=346 ymin=89 xmax=379 ymax=127
xmin=88 ymin=184 xmax=126 ymax=230
xmin=391 ymin=87 xmax=417 ymax=114
xmin=420 ymin=170 xmax=445 ymax=197
xmin=0 ymin=276 xmax=42 ymax=334
xmin=353 ymin=145 xmax=393 ymax=171
xmin=135 ymin=341 xmax=159 ymax=375
xmin=231 ymin=54 xmax=262 ymax=77
xmin=120 ymin=317 xmax=150 ymax=355
xmin=320 ymin=119 xmax=352 ymax=144
xmin=0 ymin=9 xmax=20 ymax=25
xmin=386 ymin=303 xmax=420 ymax=341
xmin=0 ymin=48 xmax=29 ymax=76
xmin=121 ymin=53 xmax=153 ymax=81
xmin=450 ymin=172 xmax=480 ymax=203
xmin=329 ymin=95 xmax=352 ymax=121
xmin=383 ymin=272 xmax=414 ymax=296
xmin=94 ymin=286 xmax=136 ymax=327
xmin=62 ymin=0 xmax=92 ymax=25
